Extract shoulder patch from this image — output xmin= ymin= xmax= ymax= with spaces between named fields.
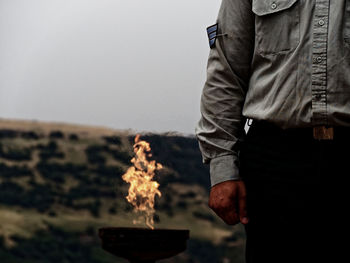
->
xmin=206 ymin=23 xmax=218 ymax=49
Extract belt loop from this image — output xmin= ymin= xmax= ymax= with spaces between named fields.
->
xmin=247 ymin=118 xmax=253 ymax=127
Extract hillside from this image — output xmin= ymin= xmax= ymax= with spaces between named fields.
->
xmin=0 ymin=118 xmax=245 ymax=263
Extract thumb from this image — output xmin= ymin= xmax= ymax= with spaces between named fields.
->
xmin=238 ymin=181 xmax=249 ymax=224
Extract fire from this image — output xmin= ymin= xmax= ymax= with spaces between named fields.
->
xmin=122 ymin=134 xmax=163 ymax=229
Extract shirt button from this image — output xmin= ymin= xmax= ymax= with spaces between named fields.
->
xmin=271 ymin=2 xmax=277 ymax=9
xmin=318 ymin=19 xmax=325 ymax=26
xmin=316 ymin=56 xmax=323 ymax=63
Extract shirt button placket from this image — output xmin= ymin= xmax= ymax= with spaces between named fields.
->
xmin=315 ymin=93 xmax=322 ymax=100
xmin=318 ymin=19 xmax=325 ymax=26
xmin=311 ymin=0 xmax=330 ymax=125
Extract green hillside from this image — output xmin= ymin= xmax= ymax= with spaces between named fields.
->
xmin=0 ymin=119 xmax=245 ymax=263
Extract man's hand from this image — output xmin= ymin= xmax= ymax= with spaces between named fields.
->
xmin=208 ymin=180 xmax=249 ymax=225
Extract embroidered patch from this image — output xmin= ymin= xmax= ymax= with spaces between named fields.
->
xmin=206 ymin=23 xmax=218 ymax=49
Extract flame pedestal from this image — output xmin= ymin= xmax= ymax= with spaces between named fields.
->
xmin=98 ymin=227 xmax=190 ymax=263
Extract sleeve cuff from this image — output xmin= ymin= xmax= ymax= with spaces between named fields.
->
xmin=209 ymin=155 xmax=240 ymax=187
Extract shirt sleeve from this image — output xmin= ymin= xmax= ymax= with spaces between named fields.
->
xmin=195 ymin=0 xmax=255 ymax=187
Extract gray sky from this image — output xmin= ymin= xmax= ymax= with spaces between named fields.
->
xmin=0 ymin=0 xmax=221 ymax=135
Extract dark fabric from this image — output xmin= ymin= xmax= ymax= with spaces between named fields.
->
xmin=240 ymin=120 xmax=350 ymax=263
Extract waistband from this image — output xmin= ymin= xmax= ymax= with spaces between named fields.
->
xmin=248 ymin=120 xmax=350 ymax=141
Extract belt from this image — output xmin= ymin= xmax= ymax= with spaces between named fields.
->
xmin=313 ymin=126 xmax=334 ymax=140
xmin=249 ymin=120 xmax=347 ymax=141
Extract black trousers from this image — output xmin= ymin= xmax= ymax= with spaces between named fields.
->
xmin=240 ymin=120 xmax=350 ymax=263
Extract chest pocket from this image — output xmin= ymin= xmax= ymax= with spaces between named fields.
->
xmin=345 ymin=0 xmax=350 ymax=46
xmin=252 ymin=0 xmax=300 ymax=55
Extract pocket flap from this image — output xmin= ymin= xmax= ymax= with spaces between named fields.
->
xmin=252 ymin=0 xmax=299 ymax=16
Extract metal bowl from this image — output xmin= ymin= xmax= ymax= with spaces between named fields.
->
xmin=98 ymin=227 xmax=190 ymax=263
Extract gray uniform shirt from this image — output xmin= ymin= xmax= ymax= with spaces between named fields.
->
xmin=195 ymin=0 xmax=350 ymax=187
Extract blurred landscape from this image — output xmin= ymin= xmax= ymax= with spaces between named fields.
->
xmin=0 ymin=118 xmax=245 ymax=263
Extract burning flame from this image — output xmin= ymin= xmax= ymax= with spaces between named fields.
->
xmin=122 ymin=134 xmax=163 ymax=229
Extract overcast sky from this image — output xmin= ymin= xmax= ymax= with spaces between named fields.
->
xmin=0 ymin=0 xmax=221 ymax=135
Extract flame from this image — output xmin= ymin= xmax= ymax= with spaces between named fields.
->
xmin=122 ymin=134 xmax=163 ymax=229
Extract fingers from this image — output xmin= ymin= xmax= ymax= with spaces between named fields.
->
xmin=221 ymin=208 xmax=240 ymax=225
xmin=213 ymin=198 xmax=240 ymax=225
xmin=208 ymin=180 xmax=241 ymax=225
xmin=238 ymin=181 xmax=249 ymax=225
xmin=208 ymin=180 xmax=249 ymax=225
xmin=212 ymin=206 xmax=240 ymax=225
